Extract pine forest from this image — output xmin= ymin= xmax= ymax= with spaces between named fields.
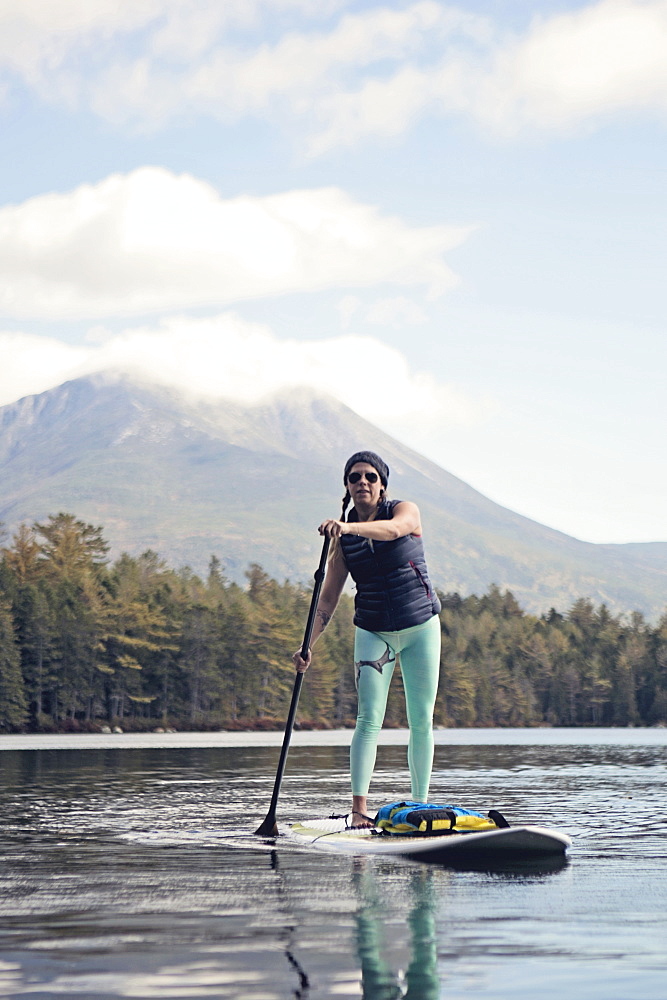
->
xmin=0 ymin=514 xmax=666 ymax=733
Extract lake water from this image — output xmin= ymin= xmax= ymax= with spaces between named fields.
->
xmin=0 ymin=728 xmax=665 ymax=999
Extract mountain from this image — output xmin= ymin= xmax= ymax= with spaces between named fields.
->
xmin=1 ymin=372 xmax=666 ymax=618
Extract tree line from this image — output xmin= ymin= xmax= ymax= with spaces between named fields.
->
xmin=0 ymin=514 xmax=665 ymax=732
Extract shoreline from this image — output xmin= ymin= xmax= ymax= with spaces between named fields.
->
xmin=1 ymin=726 xmax=666 ymax=752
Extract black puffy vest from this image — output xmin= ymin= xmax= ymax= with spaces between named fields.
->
xmin=340 ymin=499 xmax=441 ymax=632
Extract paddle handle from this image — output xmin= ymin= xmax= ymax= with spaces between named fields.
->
xmin=255 ymin=535 xmax=330 ymax=836
xmin=299 ymin=536 xmax=330 ymax=660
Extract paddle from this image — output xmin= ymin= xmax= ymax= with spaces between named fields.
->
xmin=255 ymin=535 xmax=330 ymax=837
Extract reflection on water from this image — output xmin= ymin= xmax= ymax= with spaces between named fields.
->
xmin=354 ymin=863 xmax=439 ymax=1000
xmin=0 ymin=732 xmax=665 ymax=998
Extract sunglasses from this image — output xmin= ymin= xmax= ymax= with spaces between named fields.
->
xmin=347 ymin=471 xmax=379 ymax=484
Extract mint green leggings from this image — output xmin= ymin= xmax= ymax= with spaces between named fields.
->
xmin=350 ymin=615 xmax=441 ymax=802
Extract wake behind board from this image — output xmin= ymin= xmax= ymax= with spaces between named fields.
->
xmin=289 ymin=817 xmax=571 ymax=861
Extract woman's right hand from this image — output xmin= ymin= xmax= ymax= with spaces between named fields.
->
xmin=318 ymin=518 xmax=346 ymax=537
xmin=293 ymin=648 xmax=312 ymax=673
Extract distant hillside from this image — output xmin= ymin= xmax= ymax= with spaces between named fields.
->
xmin=1 ymin=372 xmax=666 ymax=618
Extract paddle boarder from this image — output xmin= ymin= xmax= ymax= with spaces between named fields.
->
xmin=293 ymin=451 xmax=441 ymax=827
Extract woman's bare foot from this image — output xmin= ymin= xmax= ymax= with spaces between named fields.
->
xmin=350 ymin=795 xmax=374 ymax=828
xmin=350 ymin=811 xmax=374 ymax=828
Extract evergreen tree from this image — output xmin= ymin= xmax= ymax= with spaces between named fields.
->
xmin=0 ymin=600 xmax=27 ymax=730
xmin=3 ymin=524 xmax=40 ymax=585
xmin=36 ymin=514 xmax=109 ymax=582
xmin=104 ymin=552 xmax=182 ymax=722
xmin=13 ymin=583 xmax=57 ymax=724
xmin=33 ymin=515 xmax=111 ymax=721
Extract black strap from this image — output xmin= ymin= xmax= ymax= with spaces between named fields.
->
xmin=488 ymin=809 xmax=511 ymax=828
xmin=404 ymin=808 xmax=459 ymax=835
xmin=445 ymin=809 xmax=458 ymax=831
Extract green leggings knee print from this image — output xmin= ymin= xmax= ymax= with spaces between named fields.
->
xmin=350 ymin=615 xmax=441 ymax=802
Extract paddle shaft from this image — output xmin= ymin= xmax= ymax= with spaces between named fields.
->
xmin=255 ymin=535 xmax=330 ymax=836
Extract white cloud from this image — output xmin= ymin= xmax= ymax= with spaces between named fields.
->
xmin=0 ymin=0 xmax=332 ymax=90
xmin=3 ymin=1 xmax=667 ymax=146
xmin=476 ymin=0 xmax=667 ymax=133
xmin=86 ymin=1 xmax=459 ymax=127
xmin=0 ymin=331 xmax=89 ymax=403
xmin=0 ymin=313 xmax=486 ymax=434
xmin=306 ymin=0 xmax=667 ymax=149
xmin=306 ymin=64 xmax=434 ymax=156
xmin=0 ymin=167 xmax=468 ymax=320
xmin=0 ymin=0 xmax=160 ymax=99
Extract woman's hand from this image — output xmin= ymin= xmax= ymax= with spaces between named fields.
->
xmin=293 ymin=648 xmax=312 ymax=673
xmin=318 ymin=518 xmax=349 ymax=538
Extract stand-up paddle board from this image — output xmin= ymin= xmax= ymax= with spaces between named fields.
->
xmin=289 ymin=816 xmax=571 ymax=861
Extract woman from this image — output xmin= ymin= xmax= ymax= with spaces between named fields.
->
xmin=293 ymin=450 xmax=441 ymax=827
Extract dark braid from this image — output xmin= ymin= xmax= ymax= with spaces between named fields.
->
xmin=341 ymin=490 xmax=351 ymax=521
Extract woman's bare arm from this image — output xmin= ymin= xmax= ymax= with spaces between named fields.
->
xmin=293 ymin=544 xmax=349 ymax=672
xmin=319 ymin=501 xmax=421 ymax=542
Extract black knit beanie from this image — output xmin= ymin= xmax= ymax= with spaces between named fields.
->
xmin=343 ymin=451 xmax=389 ymax=488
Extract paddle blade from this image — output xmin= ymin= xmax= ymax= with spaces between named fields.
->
xmin=255 ymin=812 xmax=279 ymax=837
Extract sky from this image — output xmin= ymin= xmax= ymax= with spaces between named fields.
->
xmin=1 ymin=0 xmax=665 ymax=544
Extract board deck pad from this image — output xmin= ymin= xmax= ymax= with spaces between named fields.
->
xmin=288 ymin=816 xmax=571 ymax=860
